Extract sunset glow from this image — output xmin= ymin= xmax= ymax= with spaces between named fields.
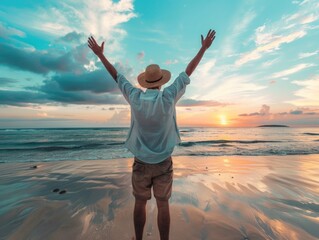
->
xmin=220 ymin=115 xmax=228 ymax=126
xmin=0 ymin=0 xmax=318 ymax=128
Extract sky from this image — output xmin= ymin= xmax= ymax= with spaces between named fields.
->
xmin=0 ymin=0 xmax=318 ymax=128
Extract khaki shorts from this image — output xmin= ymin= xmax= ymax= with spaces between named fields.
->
xmin=132 ymin=156 xmax=173 ymax=201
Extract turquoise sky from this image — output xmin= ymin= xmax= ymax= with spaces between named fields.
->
xmin=0 ymin=0 xmax=318 ymax=127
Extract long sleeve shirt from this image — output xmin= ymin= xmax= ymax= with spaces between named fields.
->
xmin=116 ymin=72 xmax=190 ymax=164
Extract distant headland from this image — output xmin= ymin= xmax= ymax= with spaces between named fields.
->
xmin=257 ymin=125 xmax=289 ymax=128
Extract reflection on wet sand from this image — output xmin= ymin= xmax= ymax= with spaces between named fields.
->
xmin=0 ymin=155 xmax=318 ymax=239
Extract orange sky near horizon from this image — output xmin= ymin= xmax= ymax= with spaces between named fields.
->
xmin=7 ymin=104 xmax=315 ymax=128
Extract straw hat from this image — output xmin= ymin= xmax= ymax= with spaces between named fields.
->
xmin=137 ymin=64 xmax=171 ymax=88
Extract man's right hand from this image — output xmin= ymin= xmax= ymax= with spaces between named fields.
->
xmin=88 ymin=36 xmax=105 ymax=57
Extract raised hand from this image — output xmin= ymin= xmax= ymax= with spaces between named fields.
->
xmin=201 ymin=29 xmax=216 ymax=50
xmin=88 ymin=36 xmax=104 ymax=56
xmin=185 ymin=29 xmax=216 ymax=76
xmin=87 ymin=36 xmax=117 ymax=80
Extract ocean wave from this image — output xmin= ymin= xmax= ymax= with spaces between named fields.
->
xmin=3 ymin=140 xmax=122 ymax=146
xmin=179 ymin=139 xmax=282 ymax=147
xmin=214 ymin=143 xmax=233 ymax=147
xmin=1 ymin=128 xmax=37 ymax=131
xmin=0 ymin=142 xmax=124 ymax=152
xmin=2 ymin=140 xmax=88 ymax=146
xmin=175 ymin=150 xmax=319 ymax=157
xmin=0 ymin=127 xmax=129 ymax=132
xmin=304 ymin=132 xmax=319 ymax=136
xmin=1 ymin=127 xmax=318 ymax=163
xmin=180 ymin=129 xmax=196 ymax=133
xmin=107 ymin=142 xmax=125 ymax=145
xmin=0 ymin=144 xmax=102 ymax=152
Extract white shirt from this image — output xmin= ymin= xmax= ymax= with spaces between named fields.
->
xmin=117 ymin=72 xmax=190 ymax=164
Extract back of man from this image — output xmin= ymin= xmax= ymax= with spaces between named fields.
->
xmin=88 ymin=29 xmax=216 ymax=240
xmin=130 ymin=88 xmax=176 ymax=160
xmin=117 ymin=66 xmax=190 ymax=164
xmin=116 ymin=66 xmax=190 ymax=240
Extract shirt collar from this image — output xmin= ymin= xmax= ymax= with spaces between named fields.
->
xmin=145 ymin=89 xmax=160 ymax=94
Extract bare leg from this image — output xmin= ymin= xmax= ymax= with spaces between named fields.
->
xmin=156 ymin=199 xmax=170 ymax=240
xmin=134 ymin=198 xmax=147 ymax=240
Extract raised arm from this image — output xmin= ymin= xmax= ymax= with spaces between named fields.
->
xmin=185 ymin=29 xmax=216 ymax=77
xmin=88 ymin=36 xmax=117 ymax=81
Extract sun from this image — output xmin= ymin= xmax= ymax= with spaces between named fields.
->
xmin=219 ymin=115 xmax=228 ymax=126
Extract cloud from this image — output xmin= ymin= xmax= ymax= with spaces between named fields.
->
xmin=2 ymin=0 xmax=136 ymax=40
xmin=239 ymin=105 xmax=319 ymax=117
xmin=290 ymin=110 xmax=303 ymax=114
xmin=0 ymin=0 xmax=140 ymax=110
xmin=300 ymin=13 xmax=318 ymax=24
xmin=0 ymin=90 xmax=49 ymax=106
xmin=271 ymin=63 xmax=316 ymax=78
xmin=236 ymin=30 xmax=307 ymax=66
xmin=186 ymin=51 xmax=268 ymax=106
xmin=39 ymin=76 xmax=125 ymax=105
xmin=261 ymin=58 xmax=279 ymax=68
xmin=288 ymin=75 xmax=319 ymax=106
xmin=0 ymin=77 xmax=18 ymax=86
xmin=1 ymin=0 xmax=137 ymax=77
xmin=165 ymin=59 xmax=179 ymax=65
xmin=238 ymin=112 xmax=260 ymax=117
xmin=48 ymin=92 xmax=126 ymax=105
xmin=0 ymin=117 xmax=83 ymax=128
xmin=44 ymin=69 xmax=118 ymax=93
xmin=36 ymin=62 xmax=134 ymax=105
xmin=137 ymin=51 xmax=145 ymax=60
xmin=260 ymin=104 xmax=270 ymax=115
xmin=0 ymin=22 xmax=25 ymax=38
xmin=106 ymin=109 xmax=130 ymax=126
xmin=0 ymin=117 xmax=79 ymax=122
xmin=1 ymin=35 xmax=136 ymax=77
xmin=36 ymin=112 xmax=48 ymax=117
xmin=295 ymin=107 xmax=319 ymax=112
xmin=177 ymin=98 xmax=229 ymax=107
xmin=198 ymin=73 xmax=267 ymax=102
xmin=0 ymin=43 xmax=54 ymax=74
xmin=0 ymin=43 xmax=90 ymax=74
xmin=221 ymin=10 xmax=256 ymax=56
xmin=113 ymin=62 xmax=135 ymax=81
xmin=235 ymin=0 xmax=319 ymax=66
xmin=304 ymin=112 xmax=317 ymax=115
xmin=194 ymin=59 xmax=216 ymax=80
xmin=0 ymin=61 xmax=135 ymax=106
xmin=298 ymin=50 xmax=319 ymax=59
xmin=284 ymin=108 xmax=319 ymax=115
xmin=269 ymin=80 xmax=276 ymax=84
xmin=55 ymin=31 xmax=86 ymax=45
xmin=239 ymin=104 xmax=271 ymax=116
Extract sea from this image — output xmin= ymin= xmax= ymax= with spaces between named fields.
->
xmin=0 ymin=127 xmax=319 ymax=163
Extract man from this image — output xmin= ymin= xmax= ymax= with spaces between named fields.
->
xmin=88 ymin=29 xmax=216 ymax=240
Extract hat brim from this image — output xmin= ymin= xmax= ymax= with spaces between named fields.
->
xmin=137 ymin=69 xmax=171 ymax=88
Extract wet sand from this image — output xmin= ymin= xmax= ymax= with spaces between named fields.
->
xmin=1 ymin=155 xmax=319 ymax=240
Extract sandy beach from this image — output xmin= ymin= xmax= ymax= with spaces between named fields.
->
xmin=1 ymin=155 xmax=319 ymax=240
